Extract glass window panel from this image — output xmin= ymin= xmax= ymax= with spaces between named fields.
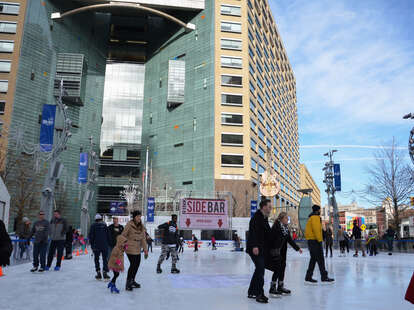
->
xmin=0 ymin=22 xmax=16 ymax=33
xmin=251 ymin=158 xmax=257 ymax=171
xmin=0 ymin=40 xmax=13 ymax=52
xmin=221 ymin=21 xmax=242 ymax=33
xmin=221 ymin=113 xmax=243 ymax=125
xmin=0 ymin=80 xmax=8 ymax=92
xmin=221 ymin=134 xmax=243 ymax=145
xmin=221 ymin=5 xmax=241 ymax=16
xmin=0 ymin=100 xmax=4 ymax=114
xmin=222 ymin=93 xmax=242 ymax=106
xmin=222 ymin=154 xmax=243 ymax=166
xmin=167 ymin=60 xmax=185 ymax=105
xmin=221 ymin=75 xmax=242 ymax=86
xmin=0 ymin=3 xmax=19 ymax=15
xmin=221 ymin=38 xmax=242 ymax=50
xmin=221 ymin=56 xmax=242 ymax=68
xmin=0 ymin=60 xmax=10 ymax=72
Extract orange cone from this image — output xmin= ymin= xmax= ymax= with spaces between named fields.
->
xmin=0 ymin=266 xmax=3 ymax=277
xmin=84 ymin=248 xmax=88 ymax=255
xmin=76 ymin=250 xmax=80 ymax=256
xmin=61 ymin=256 xmax=64 ymax=261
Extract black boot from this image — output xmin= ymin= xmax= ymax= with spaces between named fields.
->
xmin=125 ymin=279 xmax=133 ymax=291
xmin=255 ymin=294 xmax=269 ymax=303
xmin=277 ymin=281 xmax=291 ymax=295
xmin=321 ymin=276 xmax=335 ymax=284
xmin=171 ymin=267 xmax=180 ymax=274
xmin=269 ymin=282 xmax=282 ymax=298
xmin=156 ymin=264 xmax=162 ymax=274
xmin=131 ymin=281 xmax=141 ymax=288
xmin=95 ymin=271 xmax=102 ymax=281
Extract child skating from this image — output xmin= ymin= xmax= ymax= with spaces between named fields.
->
xmin=107 ymin=235 xmax=128 ymax=294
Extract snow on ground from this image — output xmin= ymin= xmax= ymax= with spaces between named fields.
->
xmin=0 ymin=248 xmax=413 ymax=310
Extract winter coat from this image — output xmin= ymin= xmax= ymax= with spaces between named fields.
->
xmin=158 ymin=221 xmax=178 ymax=245
xmin=108 ymin=235 xmax=128 ymax=272
xmin=66 ymin=226 xmax=73 ymax=243
xmin=305 ymin=213 xmax=323 ymax=242
xmin=88 ymin=221 xmax=111 ymax=251
xmin=108 ymin=224 xmax=124 ymax=247
xmin=0 ymin=220 xmax=12 ymax=267
xmin=30 ymin=219 xmax=50 ymax=244
xmin=265 ymin=220 xmax=300 ymax=272
xmin=122 ymin=220 xmax=148 ymax=255
xmin=49 ymin=217 xmax=68 ymax=241
xmin=323 ymin=228 xmax=333 ymax=244
xmin=352 ymin=225 xmax=362 ymax=240
xmin=385 ymin=228 xmax=395 ymax=240
xmin=17 ymin=223 xmax=31 ymax=240
xmin=246 ymin=209 xmax=271 ymax=255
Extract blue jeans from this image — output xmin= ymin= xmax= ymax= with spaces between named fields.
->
xmin=33 ymin=242 xmax=47 ymax=268
xmin=248 ymin=254 xmax=265 ymax=296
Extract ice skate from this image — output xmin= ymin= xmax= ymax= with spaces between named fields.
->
xmin=171 ymin=267 xmax=180 ymax=274
xmin=269 ymin=282 xmax=282 ymax=298
xmin=103 ymin=271 xmax=110 ymax=281
xmin=156 ymin=264 xmax=162 ymax=274
xmin=30 ymin=267 xmax=38 ymax=272
xmin=131 ymin=281 xmax=141 ymax=288
xmin=305 ymin=277 xmax=318 ymax=285
xmin=277 ymin=282 xmax=291 ymax=295
xmin=110 ymin=285 xmax=120 ymax=294
xmin=321 ymin=276 xmax=335 ymax=284
xmin=95 ymin=271 xmax=102 ymax=281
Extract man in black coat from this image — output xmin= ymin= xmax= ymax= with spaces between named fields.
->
xmin=88 ymin=214 xmax=111 ymax=280
xmin=0 ymin=219 xmax=12 ymax=267
xmin=246 ymin=198 xmax=272 ymax=304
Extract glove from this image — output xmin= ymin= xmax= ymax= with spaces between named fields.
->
xmin=144 ymin=252 xmax=148 ymax=259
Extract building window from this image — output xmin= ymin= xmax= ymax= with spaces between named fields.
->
xmin=251 ymin=158 xmax=257 ymax=171
xmin=0 ymin=2 xmax=19 ymax=15
xmin=221 ymin=56 xmax=242 ymax=69
xmin=221 ymin=154 xmax=243 ymax=167
xmin=259 ymin=165 xmax=265 ymax=175
xmin=221 ymin=21 xmax=242 ymax=33
xmin=250 ymin=138 xmax=257 ymax=151
xmin=167 ymin=60 xmax=185 ymax=108
xmin=221 ymin=133 xmax=243 ymax=146
xmin=0 ymin=60 xmax=10 ymax=72
xmin=250 ymin=119 xmax=256 ymax=131
xmin=0 ymin=80 xmax=7 ymax=92
xmin=0 ymin=21 xmax=16 ymax=33
xmin=221 ymin=5 xmax=241 ymax=16
xmin=221 ymin=93 xmax=242 ymax=106
xmin=0 ymin=40 xmax=13 ymax=52
xmin=221 ymin=75 xmax=242 ymax=87
xmin=258 ymin=128 xmax=265 ymax=141
xmin=221 ymin=38 xmax=242 ymax=50
xmin=0 ymin=100 xmax=4 ymax=114
xmin=221 ymin=113 xmax=243 ymax=126
xmin=259 ymin=146 xmax=265 ymax=159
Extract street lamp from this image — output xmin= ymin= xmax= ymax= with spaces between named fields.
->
xmin=403 ymin=113 xmax=414 ymax=166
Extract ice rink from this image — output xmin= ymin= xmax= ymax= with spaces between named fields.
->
xmin=0 ymin=247 xmax=413 ymax=310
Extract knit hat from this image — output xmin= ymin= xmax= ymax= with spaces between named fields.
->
xmin=95 ymin=214 xmax=102 ymax=220
xmin=22 ymin=217 xmax=30 ymax=223
xmin=312 ymin=205 xmax=321 ymax=212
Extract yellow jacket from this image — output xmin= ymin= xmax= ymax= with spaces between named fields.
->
xmin=305 ymin=215 xmax=323 ymax=242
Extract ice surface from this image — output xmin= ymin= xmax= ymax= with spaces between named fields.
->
xmin=0 ymin=248 xmax=413 ymax=310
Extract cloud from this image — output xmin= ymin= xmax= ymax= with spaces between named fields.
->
xmin=300 ymin=145 xmax=406 ymax=150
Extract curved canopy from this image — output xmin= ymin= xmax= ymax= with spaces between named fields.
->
xmin=51 ymin=3 xmax=196 ymax=31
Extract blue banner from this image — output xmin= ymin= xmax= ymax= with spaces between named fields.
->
xmin=147 ymin=197 xmax=155 ymax=222
xmin=334 ymin=164 xmax=341 ymax=191
xmin=39 ymin=104 xmax=56 ymax=152
xmin=78 ymin=153 xmax=88 ymax=184
xmin=109 ymin=202 xmax=127 ymax=215
xmin=251 ymin=200 xmax=258 ymax=218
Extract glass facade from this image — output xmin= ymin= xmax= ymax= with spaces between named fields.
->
xmin=100 ymin=62 xmax=145 ymax=155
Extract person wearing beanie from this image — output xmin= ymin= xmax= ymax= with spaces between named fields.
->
xmin=156 ymin=214 xmax=180 ymax=274
xmin=89 ymin=213 xmax=111 ymax=281
xmin=304 ymin=205 xmax=334 ymax=284
xmin=121 ymin=210 xmax=148 ymax=291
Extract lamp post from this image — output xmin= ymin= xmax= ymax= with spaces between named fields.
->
xmin=323 ymin=150 xmax=339 ymax=244
xmin=121 ymin=179 xmax=140 ymax=215
xmin=403 ymin=113 xmax=414 ymax=166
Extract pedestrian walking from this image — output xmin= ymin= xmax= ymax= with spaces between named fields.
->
xmin=265 ymin=212 xmax=302 ymax=298
xmin=29 ymin=211 xmax=49 ymax=272
xmin=324 ymin=225 xmax=333 ymax=258
xmin=122 ymin=211 xmax=148 ymax=291
xmin=89 ymin=214 xmax=111 ymax=281
xmin=17 ymin=217 xmax=31 ymax=260
xmin=193 ymin=235 xmax=199 ymax=252
xmin=344 ymin=230 xmax=350 ymax=253
xmin=351 ymin=220 xmax=366 ymax=257
xmin=246 ymin=198 xmax=272 ymax=303
xmin=65 ymin=225 xmax=73 ymax=259
xmin=385 ymin=226 xmax=395 ymax=255
xmin=156 ymin=214 xmax=180 ymax=274
xmin=107 ymin=235 xmax=128 ymax=294
xmin=0 ymin=219 xmax=12 ymax=267
xmin=108 ymin=217 xmax=124 ymax=256
xmin=304 ymin=205 xmax=334 ymax=284
xmin=46 ymin=210 xmax=67 ymax=271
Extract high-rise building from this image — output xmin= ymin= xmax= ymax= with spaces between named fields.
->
xmin=299 ymin=164 xmax=321 ymax=206
xmin=142 ymin=0 xmax=300 ymax=216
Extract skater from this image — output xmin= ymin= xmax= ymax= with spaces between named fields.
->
xmin=17 ymin=217 xmax=31 ymax=260
xmin=351 ymin=220 xmax=365 ymax=257
xmin=211 ymin=236 xmax=217 ymax=250
xmin=323 ymin=224 xmax=333 ymax=258
xmin=304 ymin=205 xmax=334 ymax=284
xmin=0 ymin=219 xmax=12 ymax=267
xmin=107 ymin=235 xmax=128 ymax=294
xmin=46 ymin=210 xmax=67 ymax=271
xmin=108 ymin=217 xmax=124 ymax=255
xmin=122 ymin=210 xmax=148 ymax=291
xmin=246 ymin=198 xmax=272 ymax=303
xmin=193 ymin=235 xmax=199 ymax=252
xmin=366 ymin=231 xmax=378 ymax=256
xmin=385 ymin=226 xmax=395 ymax=255
xmin=146 ymin=232 xmax=153 ymax=253
xmin=156 ymin=214 xmax=180 ymax=274
xmin=177 ymin=236 xmax=184 ymax=253
xmin=266 ymin=212 xmax=302 ymax=298
xmin=338 ymin=227 xmax=346 ymax=256
xmin=29 ymin=211 xmax=49 ymax=272
xmin=344 ymin=230 xmax=350 ymax=253
xmin=89 ymin=214 xmax=111 ymax=281
xmin=65 ymin=225 xmax=73 ymax=259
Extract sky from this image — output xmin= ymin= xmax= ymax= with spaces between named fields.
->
xmin=269 ymin=0 xmax=414 ymax=208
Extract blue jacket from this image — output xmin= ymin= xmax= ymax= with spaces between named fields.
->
xmin=88 ymin=221 xmax=110 ymax=250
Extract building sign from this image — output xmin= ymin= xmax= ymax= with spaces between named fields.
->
xmin=179 ymin=198 xmax=229 ymax=230
xmin=39 ymin=104 xmax=57 ymax=152
xmin=334 ymin=164 xmax=341 ymax=191
xmin=147 ymin=197 xmax=155 ymax=222
xmin=250 ymin=200 xmax=257 ymax=218
xmin=78 ymin=152 xmax=88 ymax=184
xmin=109 ymin=202 xmax=127 ymax=215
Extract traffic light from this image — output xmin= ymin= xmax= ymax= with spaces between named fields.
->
xmin=410 ymin=197 xmax=414 ymax=207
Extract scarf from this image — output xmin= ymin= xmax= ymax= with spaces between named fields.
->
xmin=279 ymin=220 xmax=289 ymax=237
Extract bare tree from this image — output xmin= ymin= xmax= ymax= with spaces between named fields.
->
xmin=364 ymin=139 xmax=414 ymax=237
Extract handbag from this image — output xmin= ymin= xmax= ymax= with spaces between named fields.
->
xmin=405 ymin=272 xmax=414 ymax=304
